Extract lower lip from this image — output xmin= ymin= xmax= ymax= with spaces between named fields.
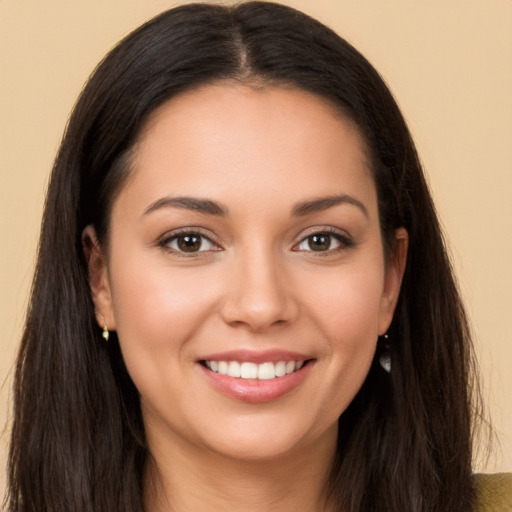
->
xmin=199 ymin=362 xmax=313 ymax=403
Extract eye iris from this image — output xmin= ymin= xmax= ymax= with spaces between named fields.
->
xmin=177 ymin=235 xmax=202 ymax=252
xmin=309 ymin=234 xmax=330 ymax=251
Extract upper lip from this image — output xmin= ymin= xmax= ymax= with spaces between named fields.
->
xmin=198 ymin=349 xmax=312 ymax=364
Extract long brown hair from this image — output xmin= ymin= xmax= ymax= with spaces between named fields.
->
xmin=5 ymin=2 xmax=481 ymax=511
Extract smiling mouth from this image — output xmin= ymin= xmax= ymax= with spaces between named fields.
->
xmin=201 ymin=360 xmax=311 ymax=380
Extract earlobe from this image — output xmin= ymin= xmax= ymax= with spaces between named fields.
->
xmin=378 ymin=227 xmax=408 ymax=334
xmin=82 ymin=225 xmax=116 ymax=330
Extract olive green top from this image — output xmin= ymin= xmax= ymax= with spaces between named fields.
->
xmin=474 ymin=473 xmax=512 ymax=511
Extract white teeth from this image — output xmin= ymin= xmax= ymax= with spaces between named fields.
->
xmin=205 ymin=360 xmax=306 ymax=380
xmin=275 ymin=361 xmax=286 ymax=377
xmin=218 ymin=361 xmax=228 ymax=375
xmin=258 ymin=362 xmax=275 ymax=380
xmin=240 ymin=362 xmax=258 ymax=379
xmin=227 ymin=361 xmax=241 ymax=378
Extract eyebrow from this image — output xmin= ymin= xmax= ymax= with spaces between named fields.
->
xmin=142 ymin=196 xmax=228 ymax=217
xmin=292 ymin=194 xmax=369 ymax=218
xmin=142 ymin=193 xmax=368 ymax=219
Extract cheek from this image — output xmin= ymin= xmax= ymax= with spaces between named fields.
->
xmin=307 ymin=263 xmax=385 ymax=343
xmin=302 ymin=261 xmax=385 ymax=412
xmin=108 ymin=256 xmax=222 ymax=356
xmin=106 ymin=259 xmax=223 ymax=414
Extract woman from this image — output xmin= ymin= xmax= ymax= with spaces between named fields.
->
xmin=5 ymin=2 xmax=508 ymax=511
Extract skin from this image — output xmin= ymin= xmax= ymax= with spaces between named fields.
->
xmin=85 ymin=83 xmax=407 ymax=511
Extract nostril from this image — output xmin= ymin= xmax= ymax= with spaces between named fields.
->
xmin=220 ymin=294 xmax=299 ymax=332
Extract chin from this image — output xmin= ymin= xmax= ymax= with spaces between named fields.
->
xmin=196 ymin=413 xmax=336 ymax=463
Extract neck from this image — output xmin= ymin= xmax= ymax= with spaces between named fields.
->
xmin=143 ymin=427 xmax=337 ymax=512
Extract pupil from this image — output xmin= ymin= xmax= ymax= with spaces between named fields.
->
xmin=309 ymin=234 xmax=330 ymax=251
xmin=178 ymin=235 xmax=201 ymax=252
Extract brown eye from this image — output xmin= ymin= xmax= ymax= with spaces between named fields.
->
xmin=162 ymin=232 xmax=217 ymax=254
xmin=307 ymin=234 xmax=331 ymax=251
xmin=177 ymin=234 xmax=202 ymax=252
xmin=295 ymin=231 xmax=348 ymax=253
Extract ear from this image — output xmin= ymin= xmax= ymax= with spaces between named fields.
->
xmin=378 ymin=227 xmax=408 ymax=334
xmin=82 ymin=225 xmax=116 ymax=330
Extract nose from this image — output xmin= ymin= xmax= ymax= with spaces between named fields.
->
xmin=220 ymin=249 xmax=299 ymax=332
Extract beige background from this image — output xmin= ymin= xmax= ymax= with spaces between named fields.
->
xmin=1 ymin=0 xmax=511 ymax=495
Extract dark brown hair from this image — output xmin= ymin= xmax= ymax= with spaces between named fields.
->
xmin=6 ymin=2 xmax=481 ymax=511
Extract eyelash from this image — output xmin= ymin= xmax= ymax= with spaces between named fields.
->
xmin=157 ymin=227 xmax=354 ymax=257
xmin=157 ymin=229 xmax=220 ymax=257
xmin=293 ymin=227 xmax=354 ymax=255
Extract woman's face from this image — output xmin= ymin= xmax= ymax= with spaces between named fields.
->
xmin=89 ymin=84 xmax=406 ymax=462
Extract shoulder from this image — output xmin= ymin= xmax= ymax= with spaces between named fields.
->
xmin=473 ymin=473 xmax=512 ymax=511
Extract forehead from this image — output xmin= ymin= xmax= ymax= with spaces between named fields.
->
xmin=116 ymin=83 xmax=376 ymax=218
xmin=137 ymin=82 xmax=366 ymax=159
